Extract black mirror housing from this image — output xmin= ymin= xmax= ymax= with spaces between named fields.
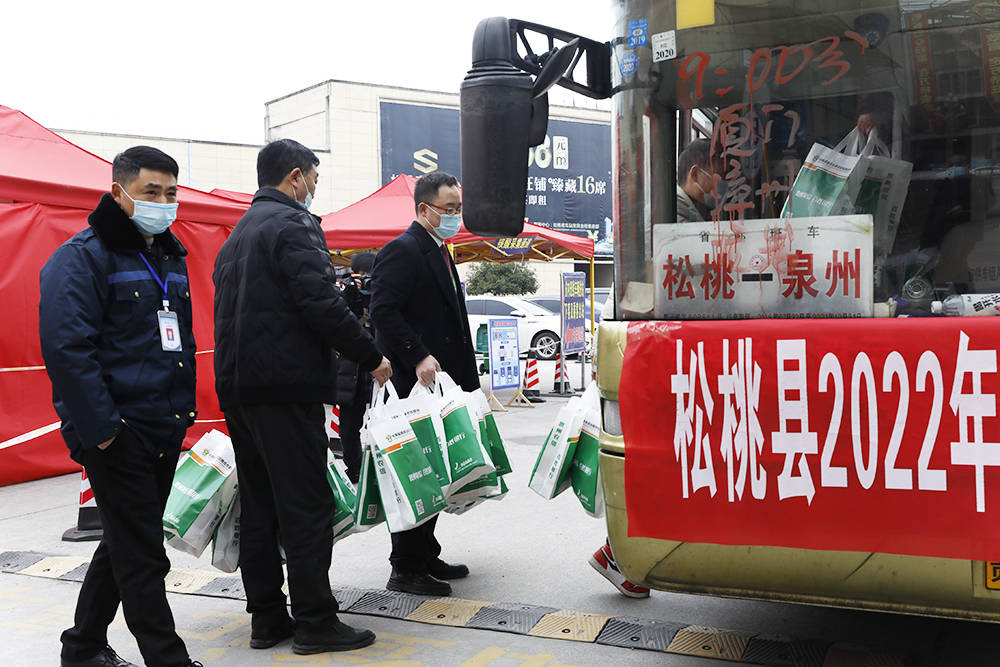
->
xmin=460 ymin=17 xmax=535 ymax=237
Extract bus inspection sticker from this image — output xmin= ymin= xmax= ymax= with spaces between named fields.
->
xmin=620 ymin=50 xmax=639 ymax=79
xmin=628 ymin=18 xmax=648 ymax=48
xmin=651 ymin=30 xmax=677 ymax=62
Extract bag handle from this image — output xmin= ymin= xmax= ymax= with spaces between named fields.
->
xmin=863 ymin=127 xmax=889 ymax=157
xmin=833 ymin=127 xmax=889 ymax=158
xmin=833 ymin=128 xmax=865 ymax=156
xmin=408 ymin=379 xmax=444 ymax=399
xmin=435 ymin=371 xmax=459 ymax=393
xmin=365 ymin=380 xmax=400 ymax=422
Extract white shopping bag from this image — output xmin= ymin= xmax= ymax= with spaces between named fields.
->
xmin=210 ymin=490 xmax=240 ymax=573
xmin=402 ymin=383 xmax=453 ymax=496
xmin=364 ymin=384 xmax=447 ymax=533
xmin=163 ymin=430 xmax=238 ymax=557
xmin=435 ymin=372 xmax=495 ymax=491
xmin=569 ymin=383 xmax=605 ymax=518
xmin=831 ymin=128 xmax=912 ymax=284
xmin=780 ymin=128 xmax=874 ymax=219
xmin=528 ymin=395 xmax=585 ymax=499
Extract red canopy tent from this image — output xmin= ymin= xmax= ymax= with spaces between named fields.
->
xmin=0 ymin=106 xmax=247 ymax=486
xmin=320 ymin=175 xmax=594 ymax=264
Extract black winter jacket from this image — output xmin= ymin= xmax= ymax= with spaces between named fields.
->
xmin=213 ymin=188 xmax=381 ymax=410
xmin=39 ymin=194 xmax=197 ymax=463
xmin=335 ymin=282 xmax=374 ymax=407
xmin=370 ymin=221 xmax=479 ymax=396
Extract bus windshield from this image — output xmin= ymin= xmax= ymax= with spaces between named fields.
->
xmin=611 ymin=0 xmax=1000 ymax=320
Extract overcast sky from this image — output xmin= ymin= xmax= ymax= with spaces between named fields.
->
xmin=4 ymin=1 xmax=613 ymax=145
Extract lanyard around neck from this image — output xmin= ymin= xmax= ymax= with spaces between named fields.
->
xmin=139 ymin=252 xmax=170 ymax=311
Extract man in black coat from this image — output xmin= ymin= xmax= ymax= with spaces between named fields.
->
xmin=370 ymin=170 xmax=479 ymax=597
xmin=213 ymin=139 xmax=391 ymax=656
xmin=334 ymin=251 xmax=376 ymax=483
xmin=39 ymin=146 xmax=200 ymax=667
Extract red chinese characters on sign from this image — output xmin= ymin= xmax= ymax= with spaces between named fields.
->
xmin=662 ymin=254 xmax=696 ymax=299
xmin=782 ymin=250 xmax=819 ymax=298
xmin=619 ymin=318 xmax=1000 ymax=561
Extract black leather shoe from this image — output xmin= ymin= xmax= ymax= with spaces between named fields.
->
xmin=428 ymin=558 xmax=469 ymax=580
xmin=61 ymin=645 xmax=137 ymax=667
xmin=292 ymin=619 xmax=376 ymax=654
xmin=386 ymin=570 xmax=452 ymax=596
xmin=250 ymin=620 xmax=294 ymax=649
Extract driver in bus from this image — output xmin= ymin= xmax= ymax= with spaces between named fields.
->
xmin=676 ymin=138 xmax=719 ymax=223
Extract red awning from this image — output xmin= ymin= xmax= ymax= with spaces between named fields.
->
xmin=0 ymin=106 xmax=248 ymax=226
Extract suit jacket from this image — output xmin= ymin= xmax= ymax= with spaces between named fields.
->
xmin=370 ymin=221 xmax=479 ymax=396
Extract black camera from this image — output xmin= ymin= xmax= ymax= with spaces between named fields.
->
xmin=340 ymin=273 xmax=372 ymax=292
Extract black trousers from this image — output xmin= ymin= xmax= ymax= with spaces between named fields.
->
xmin=390 ymin=515 xmax=442 ymax=575
xmin=339 ymin=399 xmax=365 ymax=481
xmin=224 ymin=402 xmax=339 ymax=637
xmin=61 ymin=428 xmax=189 ymax=667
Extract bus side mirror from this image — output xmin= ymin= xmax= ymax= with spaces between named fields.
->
xmin=460 ymin=17 xmax=576 ymax=238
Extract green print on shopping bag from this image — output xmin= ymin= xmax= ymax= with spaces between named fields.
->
xmin=442 ymin=401 xmax=493 ymax=489
xmin=406 ymin=407 xmax=451 ymax=490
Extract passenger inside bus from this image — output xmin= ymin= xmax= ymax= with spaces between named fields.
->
xmin=675 ymin=139 xmax=719 ymax=224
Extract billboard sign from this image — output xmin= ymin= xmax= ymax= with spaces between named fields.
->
xmin=379 ymin=101 xmax=612 ymax=255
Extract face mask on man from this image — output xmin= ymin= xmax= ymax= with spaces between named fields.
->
xmin=116 ymin=183 xmax=178 ymax=235
xmin=292 ymin=171 xmax=313 ymax=210
xmin=425 ymin=205 xmax=462 ymax=239
xmin=695 ymin=168 xmax=718 ymax=210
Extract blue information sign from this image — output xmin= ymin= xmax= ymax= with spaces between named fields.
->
xmin=560 ymin=273 xmax=587 ymax=356
xmin=488 ymin=318 xmax=521 ymax=390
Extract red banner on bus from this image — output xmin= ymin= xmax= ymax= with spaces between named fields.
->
xmin=619 ymin=318 xmax=1000 ymax=561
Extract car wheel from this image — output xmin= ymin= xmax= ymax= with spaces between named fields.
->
xmin=531 ymin=331 xmax=560 ymax=361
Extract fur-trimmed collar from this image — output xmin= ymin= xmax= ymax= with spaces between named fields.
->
xmin=88 ymin=193 xmax=187 ymax=256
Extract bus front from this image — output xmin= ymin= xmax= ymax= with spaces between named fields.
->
xmin=462 ymin=1 xmax=1000 ymax=621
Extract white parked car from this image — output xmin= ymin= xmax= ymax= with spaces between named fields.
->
xmin=465 ymin=295 xmax=565 ymax=361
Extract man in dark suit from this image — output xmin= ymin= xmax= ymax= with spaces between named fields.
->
xmin=370 ymin=170 xmax=479 ymax=596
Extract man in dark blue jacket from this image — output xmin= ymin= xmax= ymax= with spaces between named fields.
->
xmin=39 ymin=146 xmax=201 ymax=667
xmin=370 ymin=170 xmax=479 ymax=597
xmin=213 ymin=139 xmax=390 ymax=656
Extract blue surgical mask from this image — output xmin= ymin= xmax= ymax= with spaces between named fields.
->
xmin=294 ymin=171 xmax=313 ymax=210
xmin=117 ymin=184 xmax=177 ymax=235
xmin=436 ymin=213 xmax=462 ymax=239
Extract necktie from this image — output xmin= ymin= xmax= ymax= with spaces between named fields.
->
xmin=440 ymin=244 xmax=457 ymax=293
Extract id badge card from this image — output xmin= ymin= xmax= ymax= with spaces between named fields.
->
xmin=157 ymin=310 xmax=182 ymax=352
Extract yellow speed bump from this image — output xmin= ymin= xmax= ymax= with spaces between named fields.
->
xmin=406 ymin=597 xmax=491 ymax=626
xmin=528 ymin=609 xmax=613 ymax=642
xmin=164 ymin=568 xmax=222 ymax=594
xmin=17 ymin=556 xmax=88 ymax=579
xmin=667 ymin=625 xmax=751 ymax=661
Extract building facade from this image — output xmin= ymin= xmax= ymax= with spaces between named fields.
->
xmin=59 ymin=80 xmax=613 ymax=294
